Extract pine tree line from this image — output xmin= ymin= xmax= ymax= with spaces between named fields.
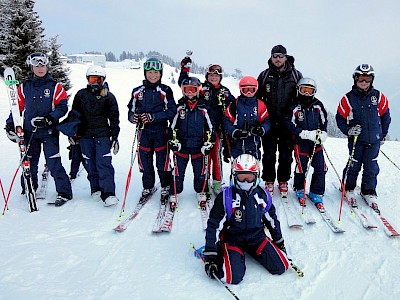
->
xmin=0 ymin=0 xmax=71 ymax=92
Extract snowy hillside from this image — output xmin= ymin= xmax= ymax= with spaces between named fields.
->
xmin=0 ymin=62 xmax=399 ymax=300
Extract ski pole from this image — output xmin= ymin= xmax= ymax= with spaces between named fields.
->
xmin=2 ymin=165 xmax=20 ymax=215
xmin=379 ymin=149 xmax=400 ymax=172
xmin=118 ymin=124 xmax=141 ymax=220
xmin=190 ymin=243 xmax=240 ymax=300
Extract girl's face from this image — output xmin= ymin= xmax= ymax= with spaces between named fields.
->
xmin=32 ymin=65 xmax=48 ymax=78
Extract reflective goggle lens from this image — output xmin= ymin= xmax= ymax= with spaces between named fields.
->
xmin=207 ymin=64 xmax=223 ymax=75
xmin=242 ymin=87 xmax=256 ymax=94
xmin=88 ymin=76 xmax=104 ymax=84
xmin=236 ymin=172 xmax=256 ymax=183
xmin=30 ymin=56 xmax=49 ymax=66
xmin=183 ymin=85 xmax=199 ymax=94
xmin=272 ymin=53 xmax=286 ymax=59
xmin=299 ymin=86 xmax=315 ymax=96
xmin=357 ymin=76 xmax=372 ymax=83
xmin=144 ymin=61 xmax=163 ymax=71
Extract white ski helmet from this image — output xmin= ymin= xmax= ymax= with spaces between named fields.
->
xmin=231 ymin=154 xmax=260 ymax=191
xmin=296 ymin=77 xmax=317 ymax=98
xmin=86 ymin=65 xmax=106 ymax=79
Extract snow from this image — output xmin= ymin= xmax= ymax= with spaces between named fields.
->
xmin=1 ymin=62 xmax=400 ymax=300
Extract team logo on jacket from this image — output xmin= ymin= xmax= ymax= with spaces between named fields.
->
xmin=204 ymin=91 xmax=210 ymax=101
xmin=179 ymin=109 xmax=186 ymax=119
xmin=266 ymin=84 xmax=271 ymax=93
xmin=298 ymin=111 xmax=304 ymax=122
xmin=138 ymin=91 xmax=144 ymax=101
xmin=371 ymin=96 xmax=377 ymax=105
xmin=234 ymin=209 xmax=243 ymax=222
xmin=253 ymin=107 xmax=258 ymax=115
xmin=44 ymin=89 xmax=51 ymax=98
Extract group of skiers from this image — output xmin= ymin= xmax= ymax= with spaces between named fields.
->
xmin=3 ymin=45 xmax=391 ymax=284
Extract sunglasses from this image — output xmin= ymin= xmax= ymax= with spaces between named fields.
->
xmin=182 ymin=85 xmax=199 ymax=94
xmin=207 ymin=64 xmax=223 ymax=75
xmin=87 ymin=75 xmax=104 ymax=85
xmin=272 ymin=53 xmax=286 ymax=59
xmin=298 ymin=85 xmax=316 ymax=96
xmin=235 ymin=172 xmax=257 ymax=183
xmin=30 ymin=56 xmax=49 ymax=67
xmin=357 ymin=77 xmax=372 ymax=83
xmin=144 ymin=60 xmax=163 ymax=71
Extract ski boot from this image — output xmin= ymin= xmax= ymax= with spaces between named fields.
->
xmin=361 ymin=192 xmax=380 ymax=213
xmin=278 ymin=182 xmax=288 ymax=198
xmin=91 ymin=191 xmax=102 ymax=202
xmin=197 ymin=192 xmax=207 ymax=211
xmin=296 ymin=189 xmax=306 ymax=206
xmin=265 ymin=182 xmax=274 ymax=195
xmin=104 ymin=195 xmax=119 ymax=207
xmin=55 ymin=194 xmax=72 ymax=207
xmin=160 ymin=186 xmax=170 ymax=205
xmin=169 ymin=194 xmax=178 ymax=211
xmin=346 ymin=190 xmax=358 ymax=207
xmin=309 ymin=192 xmax=325 ymax=212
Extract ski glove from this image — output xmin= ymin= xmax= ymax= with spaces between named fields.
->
xmin=318 ymin=131 xmax=328 ymax=144
xmin=68 ymin=134 xmax=79 ymax=146
xmin=222 ymin=144 xmax=231 ymax=163
xmin=250 ymin=125 xmax=265 ymax=137
xmin=169 ymin=140 xmax=181 ymax=152
xmin=232 ymin=129 xmax=249 ymax=140
xmin=5 ymin=123 xmax=18 ymax=143
xmin=275 ymin=240 xmax=287 ymax=254
xmin=201 ymin=143 xmax=213 ymax=156
xmin=140 ymin=113 xmax=154 ymax=124
xmin=31 ymin=115 xmax=55 ymax=129
xmin=204 ymin=255 xmax=219 ymax=279
xmin=348 ymin=125 xmax=362 ymax=136
xmin=299 ymin=130 xmax=317 ymax=141
xmin=130 ymin=113 xmax=140 ymax=125
xmin=380 ymin=136 xmax=386 ymax=145
xmin=111 ymin=136 xmax=119 ymax=155
xmin=181 ymin=57 xmax=192 ymax=72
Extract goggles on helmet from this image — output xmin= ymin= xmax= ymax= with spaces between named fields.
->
xmin=207 ymin=64 xmax=223 ymax=75
xmin=235 ymin=172 xmax=257 ymax=183
xmin=144 ymin=60 xmax=163 ymax=71
xmin=28 ymin=53 xmax=49 ymax=66
xmin=87 ymin=75 xmax=104 ymax=85
xmin=298 ymin=85 xmax=316 ymax=97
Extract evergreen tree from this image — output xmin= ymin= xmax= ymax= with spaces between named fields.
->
xmin=46 ymin=35 xmax=72 ymax=93
xmin=1 ymin=0 xmax=46 ymax=81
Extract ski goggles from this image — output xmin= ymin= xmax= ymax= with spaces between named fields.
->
xmin=298 ymin=85 xmax=316 ymax=96
xmin=357 ymin=76 xmax=372 ymax=83
xmin=241 ymin=86 xmax=257 ymax=94
xmin=235 ymin=172 xmax=257 ymax=183
xmin=182 ymin=85 xmax=200 ymax=94
xmin=144 ymin=60 xmax=163 ymax=71
xmin=28 ymin=53 xmax=49 ymax=66
xmin=206 ymin=64 xmax=223 ymax=75
xmin=272 ymin=53 xmax=286 ymax=59
xmin=87 ymin=75 xmax=104 ymax=85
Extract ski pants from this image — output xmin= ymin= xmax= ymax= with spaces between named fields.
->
xmin=343 ymin=140 xmax=380 ymax=194
xmin=24 ymin=134 xmax=72 ymax=197
xmin=80 ymin=137 xmax=115 ymax=199
xmin=209 ymin=131 xmax=222 ymax=182
xmin=169 ymin=147 xmax=208 ymax=195
xmin=293 ymin=143 xmax=327 ymax=195
xmin=137 ymin=129 xmax=171 ymax=189
xmin=217 ymin=237 xmax=289 ymax=285
xmin=68 ymin=144 xmax=83 ymax=178
xmin=261 ymin=124 xmax=293 ymax=183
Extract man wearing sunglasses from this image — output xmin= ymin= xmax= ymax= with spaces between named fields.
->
xmin=179 ymin=58 xmax=235 ymax=196
xmin=256 ymin=45 xmax=303 ymax=197
xmin=336 ymin=64 xmax=391 ymax=211
xmin=5 ymin=52 xmax=72 ymax=206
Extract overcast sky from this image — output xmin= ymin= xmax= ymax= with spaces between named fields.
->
xmin=34 ymin=0 xmax=400 ymax=76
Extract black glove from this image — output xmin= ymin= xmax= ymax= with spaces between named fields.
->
xmin=348 ymin=125 xmax=362 ymax=136
xmin=181 ymin=57 xmax=192 ymax=72
xmin=250 ymin=125 xmax=265 ymax=137
xmin=5 ymin=122 xmax=18 ymax=143
xmin=204 ymin=255 xmax=219 ymax=279
xmin=31 ymin=115 xmax=55 ymax=128
xmin=222 ymin=144 xmax=230 ymax=163
xmin=275 ymin=240 xmax=287 ymax=254
xmin=111 ymin=136 xmax=119 ymax=155
xmin=232 ymin=129 xmax=249 ymax=140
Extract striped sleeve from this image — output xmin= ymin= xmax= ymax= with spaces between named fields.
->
xmin=53 ymin=83 xmax=67 ymax=105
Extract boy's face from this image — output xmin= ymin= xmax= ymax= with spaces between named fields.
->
xmin=32 ymin=65 xmax=47 ymax=78
xmin=146 ymin=70 xmax=161 ymax=83
xmin=356 ymin=75 xmax=372 ymax=91
xmin=207 ymin=73 xmax=221 ymax=86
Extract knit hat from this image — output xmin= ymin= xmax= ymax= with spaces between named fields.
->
xmin=271 ymin=45 xmax=287 ymax=55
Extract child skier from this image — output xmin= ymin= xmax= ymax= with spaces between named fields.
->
xmin=127 ymin=57 xmax=177 ymax=204
xmin=224 ymin=76 xmax=270 ymax=160
xmin=285 ymin=78 xmax=328 ymax=211
xmin=203 ymin=154 xmax=288 ymax=284
xmin=168 ymin=77 xmax=215 ymax=209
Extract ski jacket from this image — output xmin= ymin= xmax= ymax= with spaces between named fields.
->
xmin=205 ymin=185 xmax=283 ymax=253
xmin=336 ymin=86 xmax=391 ymax=144
xmin=224 ymin=96 xmax=270 ymax=151
xmin=127 ymin=80 xmax=176 ymax=133
xmin=170 ymin=97 xmax=215 ymax=149
xmin=256 ymin=56 xmax=302 ymax=124
xmin=72 ymin=86 xmax=120 ymax=139
xmin=286 ymin=97 xmax=328 ymax=144
xmin=11 ymin=73 xmax=68 ymax=138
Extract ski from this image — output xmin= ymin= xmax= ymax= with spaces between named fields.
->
xmin=307 ymin=196 xmax=345 ymax=233
xmin=153 ymin=199 xmax=178 ymax=233
xmin=36 ymin=165 xmax=49 ymax=200
xmin=152 ymin=203 xmax=168 ymax=233
xmin=4 ymin=67 xmax=38 ymax=212
xmin=114 ymin=184 xmax=160 ymax=232
xmin=360 ymin=194 xmax=400 ymax=237
xmin=198 ymin=201 xmax=210 ymax=230
xmin=280 ymin=195 xmax=303 ymax=229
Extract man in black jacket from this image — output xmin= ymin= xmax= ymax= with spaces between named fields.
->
xmin=256 ymin=45 xmax=302 ymax=197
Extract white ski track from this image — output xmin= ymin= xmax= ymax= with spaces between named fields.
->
xmin=114 ymin=184 xmax=160 ymax=232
